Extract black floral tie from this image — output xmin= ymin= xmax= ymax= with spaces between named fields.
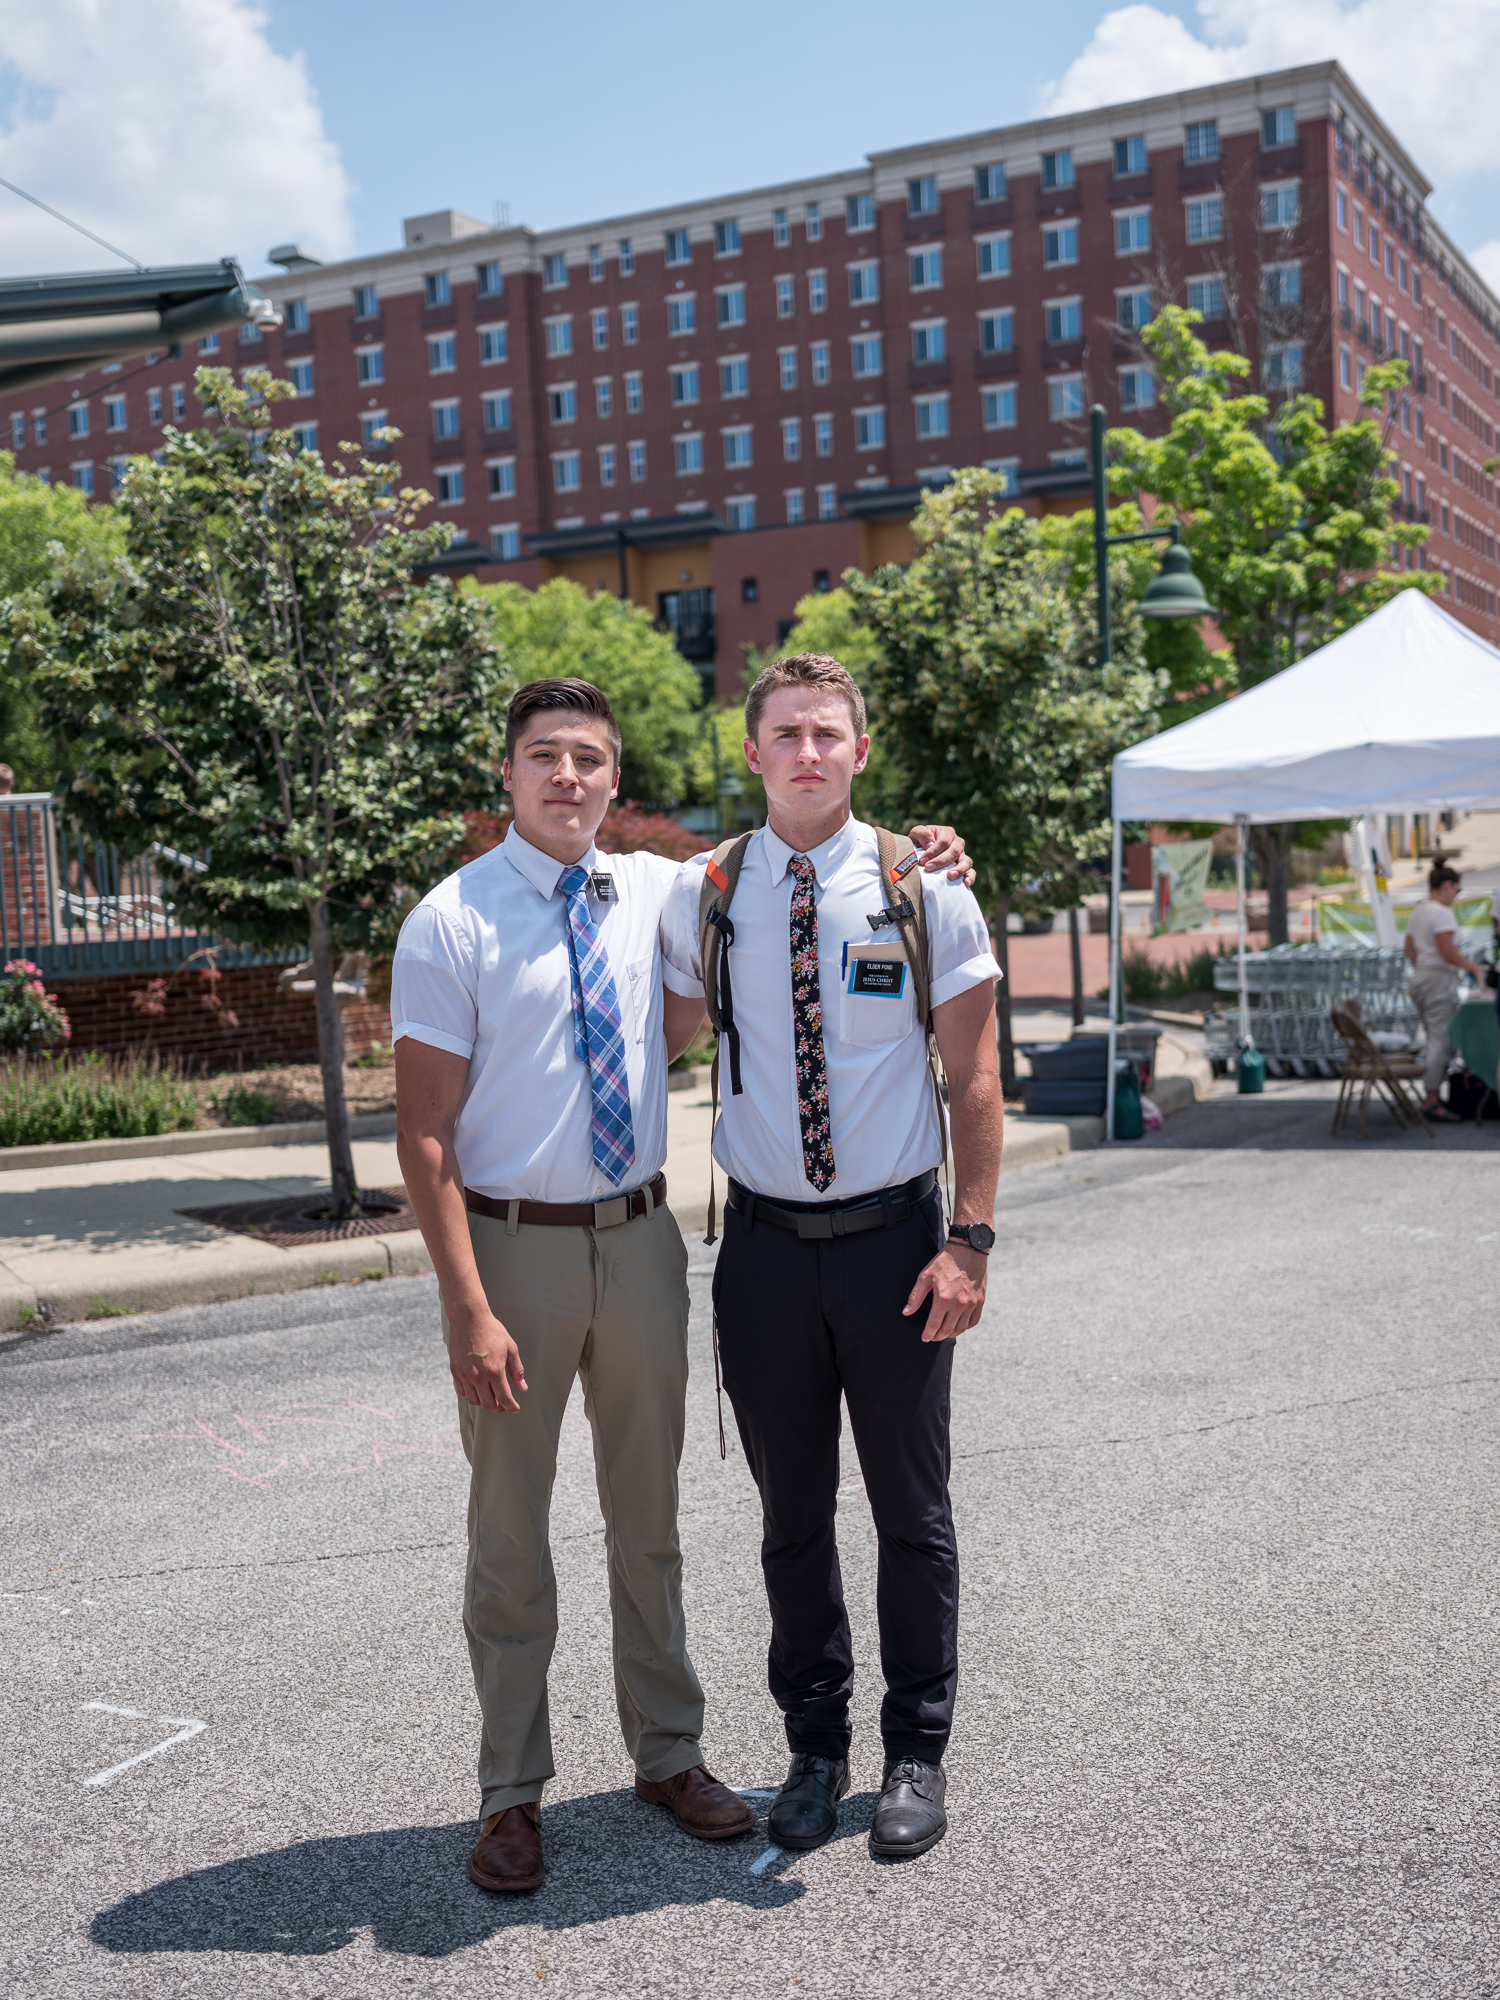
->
xmin=788 ymin=852 xmax=835 ymax=1191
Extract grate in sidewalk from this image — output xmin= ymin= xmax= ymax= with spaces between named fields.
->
xmin=176 ymin=1185 xmax=416 ymax=1249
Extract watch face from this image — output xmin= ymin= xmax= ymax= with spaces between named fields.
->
xmin=967 ymin=1223 xmax=996 ymax=1252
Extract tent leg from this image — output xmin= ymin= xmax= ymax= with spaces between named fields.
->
xmin=1106 ymin=818 xmax=1122 ymax=1143
xmin=1236 ymin=815 xmax=1251 ymax=1049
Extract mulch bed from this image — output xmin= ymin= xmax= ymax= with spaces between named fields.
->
xmin=176 ymin=1185 xmax=416 ymax=1249
xmin=190 ymin=1059 xmax=397 ymax=1130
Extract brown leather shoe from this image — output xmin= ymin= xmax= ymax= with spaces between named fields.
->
xmin=634 ymin=1763 xmax=755 ymax=1840
xmin=467 ymin=1802 xmax=544 ymax=1893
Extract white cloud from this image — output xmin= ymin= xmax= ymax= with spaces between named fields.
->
xmin=1041 ymin=0 xmax=1500 ymax=183
xmin=0 ymin=0 xmax=351 ymax=278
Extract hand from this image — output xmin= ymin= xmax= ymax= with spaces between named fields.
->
xmin=910 ymin=824 xmax=976 ymax=890
xmin=447 ymin=1302 xmax=529 ymax=1411
xmin=903 ymin=1242 xmax=987 ymax=1342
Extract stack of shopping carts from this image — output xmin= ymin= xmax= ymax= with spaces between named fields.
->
xmin=1204 ymin=946 xmax=1418 ymax=1077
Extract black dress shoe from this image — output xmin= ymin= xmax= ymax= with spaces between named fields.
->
xmin=767 ymin=1752 xmax=850 ymax=1851
xmin=870 ymin=1757 xmax=947 ymax=1858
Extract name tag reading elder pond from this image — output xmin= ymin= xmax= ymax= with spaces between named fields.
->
xmin=843 ymin=939 xmax=909 ymax=998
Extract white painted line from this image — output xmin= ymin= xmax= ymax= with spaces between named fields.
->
xmin=749 ymin=1844 xmax=785 ymax=1875
xmin=80 ymin=1703 xmax=208 ymax=1788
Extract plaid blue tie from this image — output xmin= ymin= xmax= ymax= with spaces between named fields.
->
xmin=558 ymin=865 xmax=636 ymax=1188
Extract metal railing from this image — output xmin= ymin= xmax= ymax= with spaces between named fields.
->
xmin=0 ymin=793 xmax=298 ymax=977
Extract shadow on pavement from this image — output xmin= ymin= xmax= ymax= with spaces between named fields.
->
xmin=91 ymin=1791 xmax=805 ymax=1959
xmin=1139 ymin=1084 xmax=1500 ymax=1155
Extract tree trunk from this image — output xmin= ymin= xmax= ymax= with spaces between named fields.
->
xmin=1068 ymin=905 xmax=1085 ymax=1028
xmin=1258 ymin=825 xmax=1291 ymax=946
xmin=308 ymin=896 xmax=358 ymax=1218
xmin=992 ymin=895 xmax=1018 ymax=1099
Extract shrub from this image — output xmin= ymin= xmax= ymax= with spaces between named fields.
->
xmin=0 ymin=959 xmax=71 ymax=1054
xmin=0 ymin=1051 xmax=198 ymax=1148
xmin=1120 ymin=942 xmax=1234 ymax=1003
xmin=209 ymin=1084 xmax=279 ymax=1127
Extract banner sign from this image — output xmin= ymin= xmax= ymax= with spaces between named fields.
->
xmin=1152 ymin=838 xmax=1213 ymax=935
xmin=1320 ymin=892 xmax=1493 ymax=956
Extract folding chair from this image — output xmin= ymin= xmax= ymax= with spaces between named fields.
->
xmin=1330 ymin=1004 xmax=1432 ymax=1139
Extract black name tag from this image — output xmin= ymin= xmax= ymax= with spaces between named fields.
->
xmin=849 ymin=957 xmax=906 ymax=997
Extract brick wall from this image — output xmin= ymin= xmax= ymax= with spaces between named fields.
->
xmin=44 ymin=963 xmax=393 ymax=1069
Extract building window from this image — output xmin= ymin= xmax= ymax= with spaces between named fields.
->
xmin=667 ymin=296 xmax=696 ymax=336
xmin=1043 ymin=223 xmax=1079 ymax=266
xmin=814 ymin=415 xmax=833 ymax=457
xmin=671 ymin=364 xmax=700 ymax=406
xmin=909 ymin=249 xmax=942 ymax=289
xmin=1187 ymin=276 xmax=1226 ymax=320
xmin=846 ymin=193 xmax=875 ymax=231
xmin=587 ymin=244 xmax=604 ymax=282
xmin=72 ymin=462 xmax=94 ymax=494
xmin=491 ymin=525 xmax=520 ymax=560
xmin=476 ymin=262 xmax=502 ymax=299
xmin=621 ymin=304 xmax=639 ymax=345
xmin=975 ymin=162 xmax=1007 ymax=202
xmin=68 ymin=403 xmax=90 ymax=438
xmin=1261 ymin=105 xmax=1296 ymax=148
xmin=1336 ymin=188 xmax=1347 ymax=232
xmin=595 ymin=377 xmax=613 ymax=418
xmin=357 ymin=346 xmax=385 ymax=384
xmin=1115 ymin=209 xmax=1150 ymax=253
xmin=911 ymin=321 xmax=946 ymax=363
xmin=855 ymin=407 xmax=886 ymax=449
xmin=591 ymin=310 xmax=609 ymax=351
xmin=1116 ymin=288 xmax=1152 ymax=331
xmin=360 ymin=411 xmax=389 ymax=448
xmin=106 ymin=456 xmax=129 ymax=493
xmin=805 ymin=201 xmax=823 ymax=241
xmin=619 ymin=238 xmax=635 ymax=276
xmin=238 ymin=320 xmax=262 ymax=346
xmin=982 ymin=384 xmax=1018 ymax=429
xmin=147 ymin=388 xmax=162 ymax=425
xmin=775 ymin=276 xmax=795 ymax=319
xmin=425 ymin=273 xmax=451 ymax=307
xmin=1354 ymin=208 xmax=1365 ymax=249
xmin=1185 ymin=197 xmax=1223 ymax=244
xmin=1042 ymin=149 xmax=1074 ymax=189
xmin=976 ymin=234 xmax=1011 ymax=279
xmin=1264 ymin=345 xmax=1304 ymax=389
xmin=774 ymin=209 xmax=790 ymax=247
xmin=851 ymin=335 xmax=883 ymax=376
xmin=279 ymin=297 xmax=308 ymax=334
xmin=810 ymin=341 xmax=831 ymax=386
xmin=1337 ymin=269 xmax=1349 ymax=308
xmin=1119 ymin=366 xmax=1155 ymax=409
xmin=1263 ymin=184 xmax=1299 ymax=228
xmin=914 ymin=394 xmax=949 ymax=439
xmin=1263 ymin=264 xmax=1301 ymax=307
xmin=778 ymin=347 xmax=798 ymax=389
xmin=170 ymin=386 xmax=186 ymax=421
xmin=723 ymin=426 xmax=753 ymax=468
xmin=1184 ymin=119 xmax=1219 ymax=163
xmin=624 ymin=372 xmax=643 ymax=414
xmin=720 ymin=357 xmax=749 ymax=398
xmin=199 ymin=335 xmax=222 ymax=357
xmin=908 ymin=175 xmax=939 ymax=215
xmin=291 ymin=423 xmax=319 ymax=453
xmin=104 ymin=396 xmax=126 ymax=432
xmin=427 ymin=335 xmax=456 ymax=373
xmin=542 ymin=253 xmax=567 ymax=289
xmin=808 ymin=271 xmax=827 ymax=313
xmin=717 ymin=285 xmax=747 ymax=327
xmin=483 ymin=391 xmax=512 ymax=430
xmin=726 ymin=496 xmax=756 ymax=529
xmin=548 ymin=385 xmax=577 ymax=423
xmin=432 ymin=400 xmax=461 ymax=438
xmin=598 ymin=444 xmax=617 ymax=487
xmin=288 ymin=359 xmax=315 ymax=395
xmin=1113 ymin=134 xmax=1147 ymax=175
xmin=782 ymin=417 xmax=802 ymax=460
xmin=1048 ymin=376 xmax=1085 ymax=420
xmin=551 ymin=452 xmax=581 ymax=492
xmin=628 ymin=441 xmax=646 ymax=482
xmin=665 ymin=228 xmax=692 ymax=266
xmin=487 ymin=458 xmax=516 ymax=498
xmin=715 ymin=219 xmax=741 ymax=256
xmin=479 ymin=325 xmax=508 ymax=364
xmin=980 ymin=309 xmax=1014 ymax=352
xmin=543 ymin=317 xmax=572 ymax=358
xmin=1045 ymin=299 xmax=1082 ymax=343
xmin=985 ymin=457 xmax=1020 ymax=495
xmin=847 ymin=262 xmax=881 ymax=306
xmin=785 ymin=487 xmax=805 ymax=523
xmin=816 ymin=484 xmax=837 ymax=520
xmin=674 ymin=434 xmax=704 ymax=475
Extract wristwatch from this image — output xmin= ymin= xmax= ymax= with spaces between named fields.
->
xmin=947 ymin=1222 xmax=995 ymax=1255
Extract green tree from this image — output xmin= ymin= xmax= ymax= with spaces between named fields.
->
xmin=0 ymin=455 xmax=125 ymax=786
xmin=3 ymin=369 xmax=507 ymax=1215
xmin=846 ymin=470 xmax=1162 ymax=1092
xmin=477 ymin=577 xmax=703 ymax=806
xmin=1107 ymin=305 xmax=1438 ymax=937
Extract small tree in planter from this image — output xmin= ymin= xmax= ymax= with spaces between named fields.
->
xmin=5 ymin=370 xmax=507 ymax=1215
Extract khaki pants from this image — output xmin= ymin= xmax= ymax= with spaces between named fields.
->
xmin=1410 ymin=966 xmax=1460 ymax=1098
xmin=445 ymin=1202 xmax=704 ymax=1816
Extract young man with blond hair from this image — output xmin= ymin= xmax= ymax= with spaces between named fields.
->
xmin=392 ymin=675 xmax=971 ymax=1893
xmin=661 ymin=652 xmax=1003 ymax=1862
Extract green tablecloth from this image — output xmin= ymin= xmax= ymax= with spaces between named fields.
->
xmin=1449 ymin=996 xmax=1500 ymax=1093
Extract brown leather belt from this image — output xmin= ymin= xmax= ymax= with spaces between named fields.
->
xmin=465 ymin=1172 xmax=666 ymax=1231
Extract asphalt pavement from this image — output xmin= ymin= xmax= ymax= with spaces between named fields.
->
xmin=3 ymin=1078 xmax=1499 ymax=1998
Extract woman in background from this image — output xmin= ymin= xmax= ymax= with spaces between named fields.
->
xmin=1404 ymin=863 xmax=1482 ymax=1121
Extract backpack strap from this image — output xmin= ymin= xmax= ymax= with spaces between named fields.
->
xmin=874 ymin=827 xmax=948 ymax=1176
xmin=697 ymin=831 xmax=754 ymax=1250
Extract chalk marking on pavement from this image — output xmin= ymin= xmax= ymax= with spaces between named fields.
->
xmin=80 ymin=1703 xmax=208 ymax=1788
xmin=749 ymin=1844 xmax=785 ymax=1875
xmin=733 ymin=1789 xmax=776 ymax=1799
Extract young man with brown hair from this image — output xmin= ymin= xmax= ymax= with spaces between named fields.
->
xmin=392 ymin=675 xmax=971 ymax=1893
xmin=661 ymin=652 xmax=1004 ymax=1862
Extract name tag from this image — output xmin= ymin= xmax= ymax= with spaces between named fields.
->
xmin=845 ymin=939 xmax=907 ymax=998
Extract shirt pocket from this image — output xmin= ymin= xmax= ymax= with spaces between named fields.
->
xmin=624 ymin=956 xmax=655 ymax=1045
xmin=839 ymin=940 xmax=916 ymax=1047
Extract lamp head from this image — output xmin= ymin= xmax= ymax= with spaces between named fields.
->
xmin=1140 ymin=534 xmax=1214 ymax=620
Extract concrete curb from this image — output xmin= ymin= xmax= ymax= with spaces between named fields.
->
xmin=1001 ymin=1113 xmax=1105 ymax=1169
xmin=0 ymin=1112 xmax=398 ymax=1175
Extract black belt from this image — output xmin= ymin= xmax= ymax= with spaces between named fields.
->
xmin=725 ymin=1169 xmax=937 ymax=1241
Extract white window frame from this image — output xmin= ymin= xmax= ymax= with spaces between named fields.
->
xmin=594 ymin=377 xmax=614 ymax=419
xmin=1185 ymin=196 xmax=1224 ymax=244
xmin=1184 ymin=119 xmax=1219 ymax=163
xmin=775 ymin=276 xmax=795 ymax=319
xmin=104 ymin=396 xmax=126 ymax=433
xmin=359 ymin=410 xmax=390 ymax=448
xmin=670 ymin=364 xmax=700 ymax=407
xmin=850 ymin=335 xmax=883 ymax=378
xmin=1119 ymin=366 xmax=1156 ymax=410
xmin=1186 ymin=275 xmax=1226 ymax=321
xmin=816 ymin=483 xmax=837 ymax=520
xmin=598 ymin=443 xmax=617 ymax=487
xmin=542 ymin=253 xmax=568 ymax=289
xmin=485 ymin=456 xmax=517 ymax=499
xmin=287 ymin=358 xmax=315 ymax=397
xmin=356 ymin=345 xmax=385 ymax=385
xmin=673 ymin=432 xmax=704 ymax=476
xmin=854 ymin=405 xmax=887 ymax=449
xmin=490 ymin=524 xmax=521 ymax=560
xmin=909 ymin=248 xmax=943 ymax=290
xmin=1114 ymin=208 xmax=1151 ymax=255
xmin=627 ymin=441 xmax=647 ymax=483
xmin=667 ymin=296 xmax=697 ymax=337
xmin=979 ymin=308 xmax=1014 ymax=353
xmin=719 ymin=355 xmax=750 ymax=399
xmin=1115 ymin=287 xmax=1153 ymax=333
xmin=716 ymin=284 xmax=747 ymax=328
xmin=624 ymin=371 xmax=643 ymax=415
xmin=981 ymin=384 xmax=1017 ymax=430
xmin=813 ymin=414 xmax=834 ymax=457
xmin=434 ymin=462 xmax=464 ymax=503
xmin=478 ymin=324 xmax=508 ymax=365
xmin=810 ymin=342 xmax=831 ymax=387
xmin=551 ymin=451 xmax=582 ymax=493
xmin=807 ymin=270 xmax=827 ymax=313
xmin=778 ymin=346 xmax=798 ymax=389
xmin=722 ymin=425 xmax=753 ymax=469
xmin=621 ymin=303 xmax=640 ymax=345
xmin=1047 ymin=375 xmax=1086 ymax=421
xmin=665 ymin=228 xmax=692 ymax=267
xmin=1262 ymin=183 xmax=1300 ymax=230
xmin=591 ymin=309 xmax=609 ymax=350
xmin=976 ymin=234 xmax=1011 ymax=280
xmin=910 ymin=320 xmax=947 ymax=364
xmin=848 ymin=261 xmax=881 ymax=305
xmin=588 ymin=244 xmax=605 ymax=282
xmin=482 ymin=390 xmax=512 ymax=430
xmin=1045 ymin=297 xmax=1083 ymax=344
xmin=430 ymin=398 xmax=461 ymax=439
xmin=1262 ymin=262 xmax=1302 ymax=308
xmin=1043 ymin=222 xmax=1080 ymax=268
xmin=725 ymin=495 xmax=756 ymax=530
xmin=543 ymin=316 xmax=573 ymax=358
xmin=547 ymin=383 xmax=577 ymax=424
xmin=785 ymin=487 xmax=805 ymax=524
xmin=913 ymin=393 xmax=949 ymax=439
xmin=715 ymin=219 xmax=741 ymax=257
xmin=781 ymin=417 xmax=802 ymax=460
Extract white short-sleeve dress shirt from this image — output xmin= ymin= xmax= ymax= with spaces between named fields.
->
xmin=390 ymin=830 xmax=699 ymax=1202
xmin=660 ymin=819 xmax=1000 ymax=1202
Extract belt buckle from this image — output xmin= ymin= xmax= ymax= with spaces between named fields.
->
xmin=794 ymin=1211 xmax=834 ymax=1240
xmin=592 ymin=1195 xmax=630 ymax=1229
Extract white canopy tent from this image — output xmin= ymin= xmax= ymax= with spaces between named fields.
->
xmin=1104 ymin=590 xmax=1500 ymax=1133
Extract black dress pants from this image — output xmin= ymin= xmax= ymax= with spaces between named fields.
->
xmin=712 ymin=1186 xmax=958 ymax=1765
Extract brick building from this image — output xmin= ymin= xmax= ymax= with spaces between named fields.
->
xmin=7 ymin=59 xmax=1499 ymax=698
